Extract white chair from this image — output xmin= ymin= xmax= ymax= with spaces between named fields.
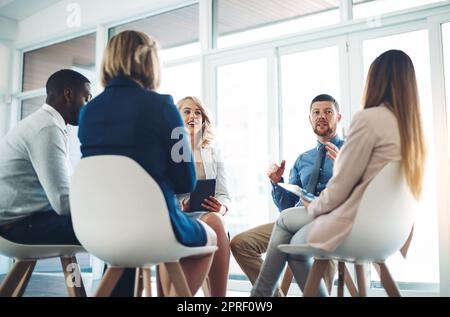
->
xmin=69 ymin=155 xmax=217 ymax=297
xmin=279 ymin=162 xmax=416 ymax=297
xmin=0 ymin=236 xmax=86 ymax=297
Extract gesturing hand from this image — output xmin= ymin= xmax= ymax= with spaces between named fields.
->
xmin=267 ymin=160 xmax=286 ymax=184
xmin=325 ymin=142 xmax=340 ymax=163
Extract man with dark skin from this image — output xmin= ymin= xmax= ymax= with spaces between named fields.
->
xmin=0 ymin=69 xmax=92 ymax=245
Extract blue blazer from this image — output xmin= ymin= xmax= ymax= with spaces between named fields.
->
xmin=78 ymin=76 xmax=206 ymax=247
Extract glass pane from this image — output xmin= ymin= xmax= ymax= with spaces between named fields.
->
xmin=217 ymin=58 xmax=268 ymax=277
xmin=443 ymin=22 xmax=450 ymax=158
xmin=21 ymin=96 xmax=46 ymax=120
xmin=158 ymin=62 xmax=201 ymax=104
xmin=216 ymin=0 xmax=340 ymax=48
xmin=363 ymin=30 xmax=438 ymax=285
xmin=280 ymin=46 xmax=341 ymax=168
xmin=353 ymin=0 xmax=445 ymax=20
xmin=110 ymin=4 xmax=199 ymax=61
xmin=22 ymin=33 xmax=96 ymax=91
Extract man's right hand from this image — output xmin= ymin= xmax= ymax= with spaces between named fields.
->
xmin=267 ymin=160 xmax=286 ymax=184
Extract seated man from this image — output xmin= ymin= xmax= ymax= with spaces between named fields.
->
xmin=0 ymin=69 xmax=91 ymax=245
xmin=230 ymin=94 xmax=344 ymax=295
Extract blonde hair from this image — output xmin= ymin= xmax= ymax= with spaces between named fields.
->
xmin=363 ymin=49 xmax=426 ymax=200
xmin=101 ymin=30 xmax=161 ymax=90
xmin=177 ymin=96 xmax=215 ymax=148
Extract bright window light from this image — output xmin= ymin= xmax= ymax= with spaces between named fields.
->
xmin=280 ymin=46 xmax=341 ymax=168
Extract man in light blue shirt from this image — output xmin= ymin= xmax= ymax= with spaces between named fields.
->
xmin=231 ymin=94 xmax=344 ymax=294
xmin=0 ymin=69 xmax=92 ymax=245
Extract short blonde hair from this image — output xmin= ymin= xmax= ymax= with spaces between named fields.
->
xmin=101 ymin=30 xmax=161 ymax=90
xmin=177 ymin=96 xmax=215 ymax=148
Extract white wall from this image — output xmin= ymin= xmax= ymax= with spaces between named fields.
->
xmin=0 ymin=16 xmax=17 ymax=41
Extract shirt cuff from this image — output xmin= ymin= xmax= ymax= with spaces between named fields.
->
xmin=271 ymin=177 xmax=285 ymax=189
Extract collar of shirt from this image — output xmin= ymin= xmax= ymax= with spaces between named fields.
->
xmin=41 ymin=104 xmax=67 ymax=134
xmin=316 ymin=135 xmax=343 ymax=150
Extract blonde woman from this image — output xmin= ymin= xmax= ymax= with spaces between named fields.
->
xmin=175 ymin=96 xmax=231 ymax=297
xmin=78 ymin=30 xmax=217 ymax=296
xmin=251 ymin=49 xmax=426 ymax=297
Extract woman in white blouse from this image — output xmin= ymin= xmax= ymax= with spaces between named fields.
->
xmin=176 ymin=96 xmax=231 ymax=297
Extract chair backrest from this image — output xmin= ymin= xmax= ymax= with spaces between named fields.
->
xmin=333 ymin=161 xmax=417 ymax=262
xmin=70 ymin=155 xmax=181 ymax=267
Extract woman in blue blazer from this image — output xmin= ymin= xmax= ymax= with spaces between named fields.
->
xmin=78 ymin=30 xmax=216 ymax=296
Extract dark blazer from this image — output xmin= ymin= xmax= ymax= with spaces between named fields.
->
xmin=78 ymin=76 xmax=206 ymax=247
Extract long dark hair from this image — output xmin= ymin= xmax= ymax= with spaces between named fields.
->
xmin=363 ymin=49 xmax=426 ymax=199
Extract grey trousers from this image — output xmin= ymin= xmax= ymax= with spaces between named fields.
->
xmin=250 ymin=207 xmax=329 ymax=297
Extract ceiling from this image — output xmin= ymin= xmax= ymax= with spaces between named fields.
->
xmin=216 ymin=0 xmax=341 ymax=36
xmin=0 ymin=0 xmax=61 ymax=20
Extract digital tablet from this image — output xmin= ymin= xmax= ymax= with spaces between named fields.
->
xmin=277 ymin=183 xmax=317 ymax=202
xmin=188 ymin=179 xmax=217 ymax=212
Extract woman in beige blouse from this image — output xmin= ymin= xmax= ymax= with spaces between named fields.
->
xmin=251 ymin=49 xmax=427 ymax=297
xmin=176 ymin=96 xmax=231 ymax=297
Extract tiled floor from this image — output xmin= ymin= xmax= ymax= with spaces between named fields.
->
xmin=0 ymin=272 xmax=249 ymax=297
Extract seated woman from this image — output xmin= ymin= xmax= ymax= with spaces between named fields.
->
xmin=78 ymin=30 xmax=217 ymax=296
xmin=175 ymin=96 xmax=231 ymax=297
xmin=251 ymin=49 xmax=426 ymax=297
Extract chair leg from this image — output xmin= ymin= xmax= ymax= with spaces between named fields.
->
xmin=303 ymin=259 xmax=329 ymax=297
xmin=280 ymin=266 xmax=293 ymax=296
xmin=156 ymin=265 xmax=165 ymax=297
xmin=337 ymin=262 xmax=345 ymax=297
xmin=134 ymin=268 xmax=143 ymax=297
xmin=375 ymin=262 xmax=401 ymax=297
xmin=355 ymin=264 xmax=367 ymax=297
xmin=202 ymin=277 xmax=211 ymax=297
xmin=94 ymin=267 xmax=125 ymax=297
xmin=60 ymin=256 xmax=86 ymax=297
xmin=164 ymin=262 xmax=192 ymax=297
xmin=343 ymin=263 xmax=359 ymax=297
xmin=142 ymin=268 xmax=152 ymax=297
xmin=0 ymin=260 xmax=36 ymax=297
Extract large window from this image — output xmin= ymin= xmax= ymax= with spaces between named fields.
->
xmin=22 ymin=33 xmax=96 ymax=92
xmin=443 ymin=22 xmax=450 ymax=158
xmin=215 ymin=0 xmax=340 ymax=48
xmin=217 ymin=58 xmax=270 ymax=233
xmin=158 ymin=62 xmax=201 ymax=103
xmin=20 ymin=96 xmax=46 ymax=120
xmin=363 ymin=30 xmax=439 ymax=285
xmin=280 ymin=46 xmax=341 ymax=168
xmin=216 ymin=58 xmax=269 ymax=277
xmin=110 ymin=4 xmax=200 ymax=62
